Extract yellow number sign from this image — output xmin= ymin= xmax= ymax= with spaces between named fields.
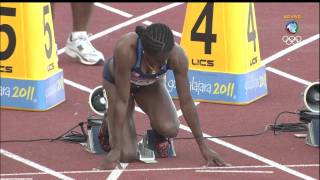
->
xmin=0 ymin=3 xmax=65 ymax=111
xmin=180 ymin=3 xmax=262 ymax=74
xmin=166 ymin=3 xmax=268 ymax=104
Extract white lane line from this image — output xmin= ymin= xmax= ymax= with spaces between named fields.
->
xmin=180 ymin=102 xmax=315 ymax=179
xmin=89 ymin=3 xmax=183 ymax=41
xmin=92 ymin=3 xmax=183 ymax=38
xmin=2 ymin=164 xmax=318 ymax=176
xmin=63 ymin=78 xmax=144 ymax=114
xmin=261 ymin=34 xmax=319 ymax=86
xmin=266 ymin=67 xmax=312 ymax=86
xmin=262 ymin=34 xmax=319 ymax=66
xmin=63 ymin=79 xmax=93 ymax=93
xmin=0 ymin=149 xmax=74 ymax=180
xmin=106 ymin=163 xmax=128 ymax=180
xmin=195 ymin=170 xmax=274 ymax=174
xmin=179 ymin=123 xmax=316 ymax=180
xmin=94 ymin=3 xmax=133 ymax=18
xmin=57 ymin=3 xmax=183 ymax=55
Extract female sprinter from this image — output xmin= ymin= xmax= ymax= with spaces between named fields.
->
xmin=99 ymin=23 xmax=229 ymax=169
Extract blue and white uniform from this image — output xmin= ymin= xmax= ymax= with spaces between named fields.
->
xmin=103 ymin=38 xmax=170 ymax=91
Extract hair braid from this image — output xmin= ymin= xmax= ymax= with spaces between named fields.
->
xmin=135 ymin=23 xmax=174 ymax=55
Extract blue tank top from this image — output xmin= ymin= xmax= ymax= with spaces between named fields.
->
xmin=130 ymin=38 xmax=169 ymax=86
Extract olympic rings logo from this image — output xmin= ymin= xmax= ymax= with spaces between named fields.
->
xmin=281 ymin=35 xmax=302 ymax=45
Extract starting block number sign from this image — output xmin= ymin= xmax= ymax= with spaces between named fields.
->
xmin=166 ymin=2 xmax=267 ymax=104
xmin=0 ymin=3 xmax=59 ymax=79
xmin=0 ymin=3 xmax=65 ymax=111
xmin=180 ymin=3 xmax=262 ymax=74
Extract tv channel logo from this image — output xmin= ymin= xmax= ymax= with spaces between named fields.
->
xmin=282 ymin=19 xmax=302 ymax=46
xmin=285 ymin=20 xmax=299 ymax=34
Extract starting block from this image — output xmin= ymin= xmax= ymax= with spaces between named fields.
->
xmin=82 ymin=116 xmax=176 ymax=163
xmin=143 ymin=129 xmax=176 ymax=158
xmin=138 ymin=129 xmax=177 ymax=164
xmin=166 ymin=3 xmax=268 ymax=104
xmin=0 ymin=3 xmax=65 ymax=111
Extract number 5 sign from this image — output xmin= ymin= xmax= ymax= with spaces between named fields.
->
xmin=0 ymin=3 xmax=59 ymax=78
xmin=0 ymin=3 xmax=65 ymax=111
xmin=180 ymin=3 xmax=262 ymax=74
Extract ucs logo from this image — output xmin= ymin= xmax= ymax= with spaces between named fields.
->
xmin=0 ymin=66 xmax=13 ymax=73
xmin=191 ymin=59 xmax=214 ymax=67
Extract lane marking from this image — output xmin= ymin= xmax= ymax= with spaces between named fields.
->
xmin=0 ymin=149 xmax=74 ymax=180
xmin=63 ymin=79 xmax=93 ymax=93
xmin=106 ymin=163 xmax=128 ymax=180
xmin=262 ymin=34 xmax=319 ymax=66
xmin=179 ymin=124 xmax=316 ymax=180
xmin=1 ymin=164 xmax=319 ymax=176
xmin=178 ymin=102 xmax=316 ymax=179
xmin=93 ymin=1 xmax=184 ymax=40
xmin=94 ymin=3 xmax=133 ymax=18
xmin=57 ymin=3 xmax=183 ymax=55
xmin=266 ymin=67 xmax=312 ymax=86
xmin=63 ymin=79 xmax=144 ymax=114
xmin=89 ymin=3 xmax=183 ymax=42
xmin=195 ymin=170 xmax=274 ymax=174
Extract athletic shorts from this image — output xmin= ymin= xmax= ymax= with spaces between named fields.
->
xmin=103 ymin=60 xmax=143 ymax=94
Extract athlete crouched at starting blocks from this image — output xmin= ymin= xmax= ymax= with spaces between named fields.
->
xmin=98 ymin=23 xmax=230 ymax=169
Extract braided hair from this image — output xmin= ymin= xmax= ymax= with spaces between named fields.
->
xmin=135 ymin=23 xmax=174 ymax=55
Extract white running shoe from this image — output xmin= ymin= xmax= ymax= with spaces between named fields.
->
xmin=65 ymin=31 xmax=105 ymax=65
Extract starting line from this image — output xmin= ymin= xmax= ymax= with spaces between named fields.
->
xmin=0 ymin=149 xmax=73 ymax=180
xmin=1 ymin=164 xmax=319 ymax=177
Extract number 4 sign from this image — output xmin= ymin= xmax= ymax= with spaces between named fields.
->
xmin=166 ymin=3 xmax=268 ymax=104
xmin=180 ymin=3 xmax=262 ymax=74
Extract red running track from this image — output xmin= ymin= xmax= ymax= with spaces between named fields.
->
xmin=1 ymin=3 xmax=319 ymax=180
